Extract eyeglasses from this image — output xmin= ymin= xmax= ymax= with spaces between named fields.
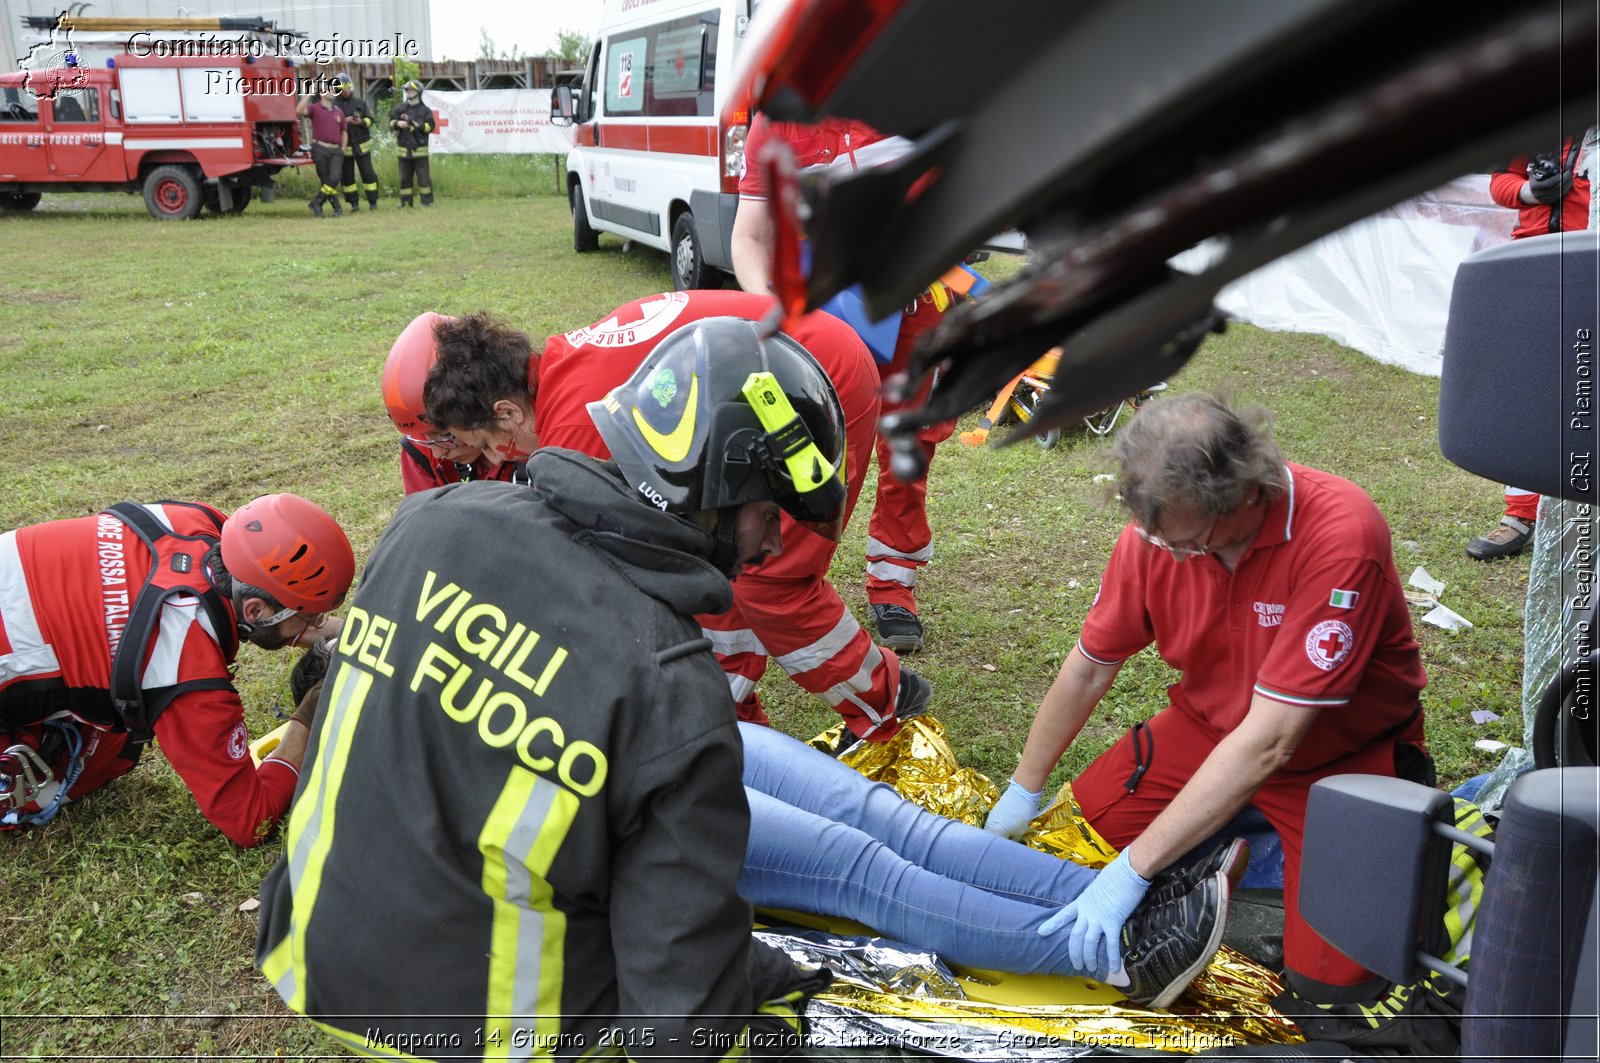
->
xmin=289 ymin=614 xmax=328 ymax=648
xmin=1135 ymin=514 xmax=1219 ymax=558
xmin=405 ymin=431 xmax=461 ymax=453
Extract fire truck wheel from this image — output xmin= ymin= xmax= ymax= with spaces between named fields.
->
xmin=143 ymin=166 xmax=203 ymax=221
xmin=205 ymin=185 xmax=254 ymax=215
xmin=671 ymin=211 xmax=723 ymax=291
xmin=0 ymin=192 xmax=41 ymax=212
xmin=572 ymin=184 xmax=599 ymax=253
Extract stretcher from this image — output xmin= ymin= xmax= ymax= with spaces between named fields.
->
xmin=960 ymin=347 xmax=1165 ymax=448
xmin=250 ymin=721 xmax=290 ymax=766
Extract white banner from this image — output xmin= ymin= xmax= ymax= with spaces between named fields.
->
xmin=424 ymin=89 xmax=575 ymax=155
xmin=1171 ymin=175 xmax=1514 ymax=377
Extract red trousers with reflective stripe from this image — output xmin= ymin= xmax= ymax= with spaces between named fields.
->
xmin=1070 ymin=705 xmax=1417 ymax=994
xmin=866 ymin=295 xmax=955 ymax=612
xmin=697 ymin=341 xmax=909 ymax=741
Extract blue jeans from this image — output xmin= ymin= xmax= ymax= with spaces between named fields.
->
xmin=738 ymin=722 xmax=1099 ymax=976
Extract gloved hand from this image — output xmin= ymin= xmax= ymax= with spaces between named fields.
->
xmin=289 ymin=681 xmax=323 ymax=731
xmin=1039 ymin=849 xmax=1153 ymax=976
xmin=289 ymin=635 xmax=335 ymax=706
xmin=984 ymin=777 xmax=1043 ymax=838
xmin=1526 ymin=167 xmax=1574 ymax=205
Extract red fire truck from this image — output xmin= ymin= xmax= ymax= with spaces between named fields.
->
xmin=0 ymin=52 xmax=310 ymax=219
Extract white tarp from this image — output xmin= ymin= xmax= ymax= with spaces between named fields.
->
xmin=1174 ymin=175 xmax=1514 ymax=377
xmin=425 ymin=89 xmax=575 ymax=156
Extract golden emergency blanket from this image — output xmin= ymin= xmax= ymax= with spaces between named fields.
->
xmin=799 ymin=717 xmax=1303 ymax=1052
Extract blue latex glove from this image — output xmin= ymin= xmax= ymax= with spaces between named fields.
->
xmin=1039 ymin=850 xmax=1152 ymax=976
xmin=984 ymin=778 xmax=1043 ymax=838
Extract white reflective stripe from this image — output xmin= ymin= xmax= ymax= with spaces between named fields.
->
xmin=1074 ymin=639 xmax=1124 ymax=667
xmin=773 ymin=611 xmax=862 ymax=676
xmin=701 ymin=625 xmax=767 ymax=659
xmin=820 ymin=644 xmax=885 ymax=706
xmin=144 ymin=502 xmax=178 ymax=532
xmin=104 ymin=131 xmax=123 ymax=144
xmin=125 ymin=137 xmax=245 ymax=150
xmin=140 ymin=599 xmax=201 ymax=689
xmin=866 ymin=560 xmax=917 ymax=587
xmin=0 ymin=530 xmax=61 ymax=683
xmin=1281 ymin=465 xmax=1296 ymax=541
xmin=727 ymin=673 xmax=757 ymax=704
xmin=865 ymin=536 xmax=933 ymax=563
xmin=826 ymin=677 xmax=891 ymax=732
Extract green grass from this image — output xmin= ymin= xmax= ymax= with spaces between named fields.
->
xmin=0 ymin=194 xmax=1528 ymax=1056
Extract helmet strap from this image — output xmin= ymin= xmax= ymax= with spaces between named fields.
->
xmin=707 ymin=505 xmax=744 ymax=578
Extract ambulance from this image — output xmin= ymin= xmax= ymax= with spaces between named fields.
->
xmin=551 ymin=0 xmax=760 ymax=289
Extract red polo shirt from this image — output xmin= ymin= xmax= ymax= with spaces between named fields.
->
xmin=738 ymin=116 xmax=890 ymax=199
xmin=1078 ymin=463 xmax=1426 ymax=771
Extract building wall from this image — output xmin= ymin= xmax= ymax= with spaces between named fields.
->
xmin=2 ymin=0 xmax=435 ymax=72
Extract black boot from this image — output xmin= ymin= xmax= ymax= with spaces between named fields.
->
xmin=308 ymin=196 xmax=325 ymax=218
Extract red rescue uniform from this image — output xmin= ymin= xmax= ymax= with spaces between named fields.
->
xmin=1070 ymin=464 xmax=1427 ymax=994
xmin=0 ymin=503 xmax=298 ymax=845
xmin=537 ymin=289 xmax=910 ymax=739
xmin=740 ymin=116 xmax=955 ymax=614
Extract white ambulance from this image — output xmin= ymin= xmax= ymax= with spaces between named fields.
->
xmin=552 ymin=0 xmax=759 ymax=290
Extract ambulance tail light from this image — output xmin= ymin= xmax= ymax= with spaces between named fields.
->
xmin=722 ymin=0 xmax=906 ymax=125
xmin=721 ymin=111 xmax=747 ymax=195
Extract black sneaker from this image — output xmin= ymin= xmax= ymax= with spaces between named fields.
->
xmin=871 ymin=603 xmax=925 ymax=652
xmin=827 ymin=669 xmax=933 ymax=759
xmin=1146 ymin=837 xmax=1249 ymax=906
xmin=894 ymin=669 xmax=932 ymax=723
xmin=1121 ymin=869 xmax=1229 ymax=1009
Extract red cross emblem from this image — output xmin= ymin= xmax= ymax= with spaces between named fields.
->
xmin=1305 ymin=620 xmax=1354 ymax=672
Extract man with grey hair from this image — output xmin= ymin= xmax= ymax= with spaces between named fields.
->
xmin=985 ymin=392 xmax=1430 ymax=1008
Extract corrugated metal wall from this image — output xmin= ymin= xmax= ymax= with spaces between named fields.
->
xmin=2 ymin=0 xmax=435 ymax=71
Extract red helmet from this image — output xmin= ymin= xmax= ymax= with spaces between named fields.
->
xmin=383 ymin=312 xmax=453 ymax=435
xmin=221 ymin=494 xmax=355 ymax=614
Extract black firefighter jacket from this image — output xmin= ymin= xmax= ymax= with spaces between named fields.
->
xmin=257 ymin=449 xmax=807 ymax=1061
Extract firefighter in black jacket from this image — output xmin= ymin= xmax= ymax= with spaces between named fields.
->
xmin=390 ymin=79 xmax=435 ymax=207
xmin=330 ymin=74 xmax=379 ymax=212
xmin=257 ymin=318 xmax=845 ymax=1060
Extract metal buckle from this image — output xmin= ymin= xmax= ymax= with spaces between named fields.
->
xmin=0 ymin=743 xmax=56 ymax=812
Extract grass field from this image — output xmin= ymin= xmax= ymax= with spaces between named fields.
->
xmin=0 ymin=190 xmax=1531 ymax=1057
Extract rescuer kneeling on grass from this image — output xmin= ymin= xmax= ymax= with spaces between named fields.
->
xmin=389 ymin=291 xmax=933 ymax=746
xmin=984 ymin=392 xmax=1433 ymax=1010
xmin=256 ymin=322 xmax=850 ymax=1058
xmin=0 ymin=495 xmax=353 ymax=846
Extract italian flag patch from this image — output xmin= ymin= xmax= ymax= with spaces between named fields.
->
xmin=1329 ymin=589 xmax=1359 ymax=609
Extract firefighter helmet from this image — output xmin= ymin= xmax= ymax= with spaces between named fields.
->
xmin=588 ymin=317 xmax=848 ymax=537
xmin=330 ymin=72 xmax=352 ymax=93
xmin=402 ymin=79 xmax=423 ymax=94
xmin=221 ymin=494 xmax=355 ymax=615
xmin=382 ymin=312 xmax=452 ymax=436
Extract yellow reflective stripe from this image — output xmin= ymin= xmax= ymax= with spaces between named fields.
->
xmin=631 ymin=372 xmax=699 ymax=462
xmin=479 ymin=766 xmax=579 ymax=1061
xmin=284 ymin=663 xmax=374 ymax=1012
xmin=259 ymin=933 xmax=293 ymax=998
